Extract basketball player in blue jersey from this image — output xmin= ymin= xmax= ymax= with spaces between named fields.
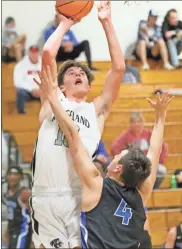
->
xmin=31 ymin=1 xmax=125 ymax=248
xmin=2 ymin=167 xmax=32 ymax=249
xmin=36 ymin=68 xmax=173 ymax=249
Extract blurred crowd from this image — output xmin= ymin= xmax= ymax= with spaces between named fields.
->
xmin=2 ymin=8 xmax=182 ymax=114
xmin=2 ymin=6 xmax=182 ymax=249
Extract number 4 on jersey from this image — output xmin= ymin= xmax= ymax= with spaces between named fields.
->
xmin=114 ymin=199 xmax=133 ymax=225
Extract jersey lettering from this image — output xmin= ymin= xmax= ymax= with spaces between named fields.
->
xmin=54 ymin=125 xmax=80 ymax=147
xmin=114 ymin=199 xmax=133 ymax=225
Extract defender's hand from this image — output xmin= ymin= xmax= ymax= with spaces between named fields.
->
xmin=33 ymin=67 xmax=57 ymax=99
xmin=146 ymin=92 xmax=174 ymax=116
xmin=97 ymin=1 xmax=111 ymax=22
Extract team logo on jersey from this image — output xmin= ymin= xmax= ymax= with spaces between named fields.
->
xmin=50 ymin=238 xmax=63 ymax=248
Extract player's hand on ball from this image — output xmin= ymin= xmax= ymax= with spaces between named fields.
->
xmin=97 ymin=1 xmax=111 ymax=22
xmin=57 ymin=12 xmax=79 ymax=28
xmin=146 ymin=92 xmax=174 ymax=115
xmin=33 ymin=66 xmax=57 ymax=98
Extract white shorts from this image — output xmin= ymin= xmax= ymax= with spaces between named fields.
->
xmin=30 ymin=187 xmax=81 ymax=248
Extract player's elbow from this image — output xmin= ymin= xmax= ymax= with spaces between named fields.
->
xmin=42 ymin=48 xmax=54 ymax=64
xmin=112 ymin=61 xmax=125 ymax=74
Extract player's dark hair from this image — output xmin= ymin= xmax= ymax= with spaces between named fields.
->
xmin=5 ymin=17 xmax=15 ymax=25
xmin=118 ymin=148 xmax=151 ymax=188
xmin=57 ymin=60 xmax=94 ymax=87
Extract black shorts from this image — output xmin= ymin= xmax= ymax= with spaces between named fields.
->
xmin=139 ymin=230 xmax=152 ymax=249
xmin=8 ymin=226 xmax=32 ymax=249
xmin=134 ymin=47 xmax=161 ymax=61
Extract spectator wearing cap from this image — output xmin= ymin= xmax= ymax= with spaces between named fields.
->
xmin=162 ymin=9 xmax=182 ymax=68
xmin=111 ymin=112 xmax=168 ymax=189
xmin=2 ymin=17 xmax=26 ymax=63
xmin=44 ymin=14 xmax=97 ymax=71
xmin=13 ymin=46 xmax=41 ymax=114
xmin=134 ymin=10 xmax=174 ymax=70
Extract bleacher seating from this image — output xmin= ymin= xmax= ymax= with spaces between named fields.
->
xmin=148 ymin=208 xmax=182 ymax=247
xmin=2 ymin=61 xmax=182 ymax=248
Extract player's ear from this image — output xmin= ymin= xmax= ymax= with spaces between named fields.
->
xmin=60 ymin=85 xmax=65 ymax=93
xmin=88 ymin=84 xmax=91 ymax=92
xmin=113 ymin=164 xmax=123 ymax=173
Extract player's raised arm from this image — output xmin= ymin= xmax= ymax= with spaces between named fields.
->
xmin=139 ymin=93 xmax=173 ymax=204
xmin=93 ymin=1 xmax=125 ymax=122
xmin=36 ymin=14 xmax=76 ymax=124
xmin=36 ymin=65 xmax=102 ymax=189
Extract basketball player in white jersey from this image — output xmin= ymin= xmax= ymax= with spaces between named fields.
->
xmin=31 ymin=2 xmax=125 ymax=248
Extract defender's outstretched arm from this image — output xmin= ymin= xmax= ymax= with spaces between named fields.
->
xmin=139 ymin=93 xmax=173 ymax=204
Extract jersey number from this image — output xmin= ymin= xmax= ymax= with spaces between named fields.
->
xmin=114 ymin=199 xmax=133 ymax=225
xmin=55 ymin=126 xmax=80 ymax=147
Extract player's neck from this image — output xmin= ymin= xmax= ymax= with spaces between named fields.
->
xmin=67 ymin=94 xmax=88 ymax=103
xmin=108 ymin=176 xmax=125 ymax=186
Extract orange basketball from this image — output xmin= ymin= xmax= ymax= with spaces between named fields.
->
xmin=55 ymin=1 xmax=94 ymax=20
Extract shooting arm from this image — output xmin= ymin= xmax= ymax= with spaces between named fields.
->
xmin=40 ymin=21 xmax=71 ymax=124
xmin=94 ymin=19 xmax=125 ymax=119
xmin=48 ymin=92 xmax=101 ymax=188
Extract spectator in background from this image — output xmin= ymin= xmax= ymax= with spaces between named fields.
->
xmin=111 ymin=112 xmax=168 ymax=188
xmin=2 ymin=17 xmax=26 ymax=63
xmin=2 ymin=131 xmax=8 ymax=178
xmin=44 ymin=14 xmax=97 ymax=71
xmin=175 ymin=169 xmax=182 ymax=188
xmin=122 ymin=65 xmax=140 ymax=83
xmin=162 ymin=9 xmax=182 ymax=68
xmin=13 ymin=46 xmax=41 ymax=114
xmin=164 ymin=223 xmax=182 ymax=249
xmin=2 ymin=167 xmax=32 ymax=249
xmin=134 ymin=10 xmax=174 ymax=70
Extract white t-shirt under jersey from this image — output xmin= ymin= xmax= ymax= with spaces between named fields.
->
xmin=33 ymin=93 xmax=101 ymax=190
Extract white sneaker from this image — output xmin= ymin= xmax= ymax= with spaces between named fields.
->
xmin=164 ymin=63 xmax=174 ymax=70
xmin=142 ymin=63 xmax=150 ymax=70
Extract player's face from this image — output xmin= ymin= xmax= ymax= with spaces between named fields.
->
xmin=62 ymin=67 xmax=91 ymax=98
xmin=168 ymin=12 xmax=178 ymax=26
xmin=7 ymin=173 xmax=21 ymax=188
xmin=130 ymin=117 xmax=143 ymax=134
xmin=107 ymin=150 xmax=128 ymax=176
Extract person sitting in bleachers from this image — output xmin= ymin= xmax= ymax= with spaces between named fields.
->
xmin=175 ymin=169 xmax=182 ymax=188
xmin=13 ymin=45 xmax=41 ymax=114
xmin=44 ymin=14 xmax=97 ymax=71
xmin=162 ymin=9 xmax=182 ymax=68
xmin=133 ymin=10 xmax=174 ymax=70
xmin=111 ymin=112 xmax=168 ymax=189
xmin=2 ymin=17 xmax=26 ymax=63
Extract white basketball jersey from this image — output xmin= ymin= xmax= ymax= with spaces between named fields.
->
xmin=32 ymin=93 xmax=101 ymax=190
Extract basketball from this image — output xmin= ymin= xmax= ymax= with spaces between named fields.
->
xmin=55 ymin=1 xmax=94 ymax=20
